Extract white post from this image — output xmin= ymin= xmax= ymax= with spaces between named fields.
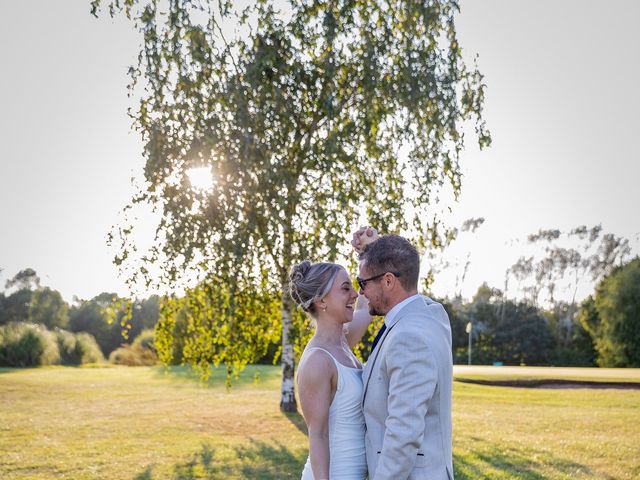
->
xmin=466 ymin=321 xmax=473 ymax=366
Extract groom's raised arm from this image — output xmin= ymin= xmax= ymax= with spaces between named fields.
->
xmin=351 ymin=226 xmax=378 ymax=254
xmin=344 ymin=226 xmax=378 ymax=348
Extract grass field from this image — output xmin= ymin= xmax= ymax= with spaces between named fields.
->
xmin=1 ymin=365 xmax=639 ymax=479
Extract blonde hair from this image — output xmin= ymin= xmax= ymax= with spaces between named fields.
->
xmin=288 ymin=260 xmax=342 ymax=316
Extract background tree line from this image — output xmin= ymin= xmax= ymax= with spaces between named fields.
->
xmin=439 ymin=224 xmax=639 ymax=368
xmin=443 ymin=254 xmax=640 ymax=369
xmin=154 ymin=248 xmax=639 ymax=371
xmin=0 ymin=268 xmax=160 ymax=367
xmin=3 ymin=220 xmax=638 ymax=371
xmin=0 ymin=240 xmax=640 ymax=372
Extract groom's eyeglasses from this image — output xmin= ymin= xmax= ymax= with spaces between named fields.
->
xmin=356 ymin=272 xmax=401 ymax=291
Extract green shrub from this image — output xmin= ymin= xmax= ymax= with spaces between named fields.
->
xmin=55 ymin=329 xmax=83 ymax=365
xmin=132 ymin=329 xmax=156 ymax=353
xmin=109 ymin=343 xmax=158 ymax=366
xmin=108 ymin=329 xmax=158 ymax=366
xmin=75 ymin=332 xmax=105 ymax=364
xmin=55 ymin=329 xmax=105 ymax=365
xmin=0 ymin=322 xmax=59 ymax=366
xmin=0 ymin=323 xmax=105 ymax=367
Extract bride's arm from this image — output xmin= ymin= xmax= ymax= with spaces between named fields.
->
xmin=345 ymin=294 xmax=373 ymax=348
xmin=298 ymin=352 xmax=336 ymax=480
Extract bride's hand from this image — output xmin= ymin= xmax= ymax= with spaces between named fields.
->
xmin=355 ymin=294 xmax=369 ymax=311
xmin=351 ymin=226 xmax=379 ymax=254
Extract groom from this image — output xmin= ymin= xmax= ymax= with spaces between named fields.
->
xmin=352 ymin=228 xmax=454 ymax=480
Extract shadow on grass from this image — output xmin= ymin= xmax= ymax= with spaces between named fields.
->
xmin=283 ymin=410 xmax=308 ymax=436
xmin=0 ymin=364 xmax=115 ymax=373
xmin=0 ymin=366 xmax=49 ymax=373
xmin=135 ymin=440 xmax=306 ymax=480
xmin=133 ymin=467 xmax=153 ymax=480
xmin=454 ymin=439 xmax=597 ymax=480
xmin=131 ymin=434 xmax=601 ymax=480
xmin=237 ymin=439 xmax=306 ymax=479
xmin=151 ymin=364 xmax=280 ymax=388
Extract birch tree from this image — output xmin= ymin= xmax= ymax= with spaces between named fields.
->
xmin=93 ymin=0 xmax=490 ymax=411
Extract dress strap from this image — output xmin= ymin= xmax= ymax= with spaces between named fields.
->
xmin=305 ymin=347 xmax=340 ymax=366
xmin=305 ymin=347 xmax=363 ymax=370
xmin=302 ymin=347 xmax=344 ymax=391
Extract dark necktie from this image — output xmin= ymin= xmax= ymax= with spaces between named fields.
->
xmin=370 ymin=323 xmax=387 ymax=354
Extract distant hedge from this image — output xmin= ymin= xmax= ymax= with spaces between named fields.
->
xmin=55 ymin=329 xmax=104 ymax=365
xmin=132 ymin=329 xmax=156 ymax=353
xmin=0 ymin=322 xmax=104 ymax=367
xmin=109 ymin=344 xmax=157 ymax=366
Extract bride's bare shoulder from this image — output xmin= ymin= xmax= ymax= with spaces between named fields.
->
xmin=298 ymin=348 xmax=336 ymax=383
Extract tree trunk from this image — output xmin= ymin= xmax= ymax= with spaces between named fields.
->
xmin=280 ymin=291 xmax=297 ymax=412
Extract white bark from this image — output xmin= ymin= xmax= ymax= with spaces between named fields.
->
xmin=280 ymin=295 xmax=297 ymax=412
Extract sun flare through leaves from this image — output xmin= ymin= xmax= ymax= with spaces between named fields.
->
xmin=186 ymin=167 xmax=214 ymax=192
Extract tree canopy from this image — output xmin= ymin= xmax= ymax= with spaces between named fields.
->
xmin=508 ymin=225 xmax=631 ymax=306
xmin=5 ymin=268 xmax=40 ymax=291
xmin=580 ymin=258 xmax=640 ymax=367
xmin=29 ymin=287 xmax=69 ymax=330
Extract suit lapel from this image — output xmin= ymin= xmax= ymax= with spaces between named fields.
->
xmin=361 ymin=318 xmax=397 ymax=406
xmin=363 ymin=324 xmax=388 ymax=381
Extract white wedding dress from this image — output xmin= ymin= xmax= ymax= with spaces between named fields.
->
xmin=300 ymin=347 xmax=367 ymax=480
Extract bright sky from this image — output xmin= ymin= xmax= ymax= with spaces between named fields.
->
xmin=1 ymin=0 xmax=639 ymax=302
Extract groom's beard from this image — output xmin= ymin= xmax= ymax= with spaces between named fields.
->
xmin=368 ymin=297 xmax=389 ymax=317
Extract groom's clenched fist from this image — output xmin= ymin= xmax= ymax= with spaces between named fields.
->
xmin=351 ymin=226 xmax=379 ymax=254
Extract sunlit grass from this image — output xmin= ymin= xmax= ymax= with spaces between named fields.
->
xmin=0 ymin=365 xmax=638 ymax=479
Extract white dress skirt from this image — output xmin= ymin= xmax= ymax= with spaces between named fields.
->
xmin=300 ymin=348 xmax=368 ymax=480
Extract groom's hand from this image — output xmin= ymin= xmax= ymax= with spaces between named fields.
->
xmin=351 ymin=226 xmax=379 ymax=254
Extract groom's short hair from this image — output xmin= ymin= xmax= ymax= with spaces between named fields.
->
xmin=360 ymin=234 xmax=420 ymax=291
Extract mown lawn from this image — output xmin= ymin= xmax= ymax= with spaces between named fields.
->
xmin=1 ymin=365 xmax=638 ymax=479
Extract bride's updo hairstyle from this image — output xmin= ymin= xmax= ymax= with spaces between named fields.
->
xmin=288 ymin=260 xmax=342 ymax=317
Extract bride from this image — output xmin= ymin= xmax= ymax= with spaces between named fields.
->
xmin=289 ymin=257 xmax=374 ymax=480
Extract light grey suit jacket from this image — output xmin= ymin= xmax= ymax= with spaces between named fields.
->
xmin=362 ymin=295 xmax=453 ymax=480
